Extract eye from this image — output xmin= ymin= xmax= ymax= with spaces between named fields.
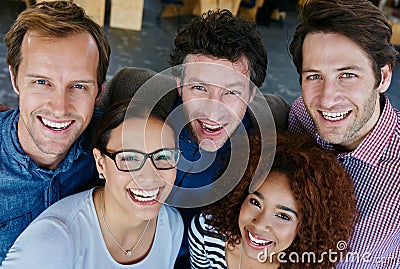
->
xmin=225 ymin=90 xmax=242 ymax=96
xmin=34 ymin=79 xmax=48 ymax=85
xmin=249 ymin=198 xmax=261 ymax=208
xmin=306 ymin=74 xmax=321 ymax=80
xmin=341 ymin=73 xmax=356 ymax=79
xmin=191 ymin=85 xmax=206 ymax=91
xmin=155 ymin=153 xmax=171 ymax=161
xmin=73 ymin=84 xmax=87 ymax=90
xmin=119 ymin=153 xmax=141 ymax=162
xmin=275 ymin=213 xmax=291 ymax=221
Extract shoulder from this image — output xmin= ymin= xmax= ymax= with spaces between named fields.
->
xmin=289 ymin=96 xmax=308 ymax=117
xmin=190 ymin=213 xmax=220 ymax=238
xmin=0 ymin=108 xmax=18 ymax=124
xmin=0 ymin=108 xmax=18 ymax=142
xmin=1 ymin=190 xmax=90 ymax=268
xmin=158 ymin=205 xmax=184 ymax=236
xmin=394 ymin=106 xmax=400 ymax=124
xmin=37 ymin=189 xmax=93 ymax=225
xmin=288 ymin=96 xmax=317 ymax=136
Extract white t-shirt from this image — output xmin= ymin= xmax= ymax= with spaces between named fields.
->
xmin=1 ymin=188 xmax=183 ymax=269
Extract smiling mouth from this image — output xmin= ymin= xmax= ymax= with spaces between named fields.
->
xmin=198 ymin=120 xmax=223 ymax=133
xmin=129 ymin=188 xmax=160 ymax=202
xmin=248 ymin=230 xmax=274 ymax=248
xmin=321 ymin=111 xmax=350 ymax=121
xmin=40 ymin=117 xmax=73 ymax=131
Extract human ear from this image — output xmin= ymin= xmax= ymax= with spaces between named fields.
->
xmin=249 ymin=85 xmax=256 ymax=103
xmin=175 ymin=77 xmax=182 ymax=96
xmin=377 ymin=64 xmax=392 ymax=94
xmin=96 ymin=84 xmax=105 ymax=103
xmin=9 ymin=66 xmax=19 ymax=95
xmin=93 ymin=148 xmax=106 ymax=174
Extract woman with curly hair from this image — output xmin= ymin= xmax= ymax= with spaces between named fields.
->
xmin=189 ymin=132 xmax=357 ymax=269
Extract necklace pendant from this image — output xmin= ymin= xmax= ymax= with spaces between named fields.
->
xmin=125 ymin=250 xmax=132 ymax=256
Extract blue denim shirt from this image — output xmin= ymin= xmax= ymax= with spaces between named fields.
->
xmin=0 ymin=107 xmax=102 ymax=262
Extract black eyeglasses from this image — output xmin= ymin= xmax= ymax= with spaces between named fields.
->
xmin=100 ymin=148 xmax=181 ymax=172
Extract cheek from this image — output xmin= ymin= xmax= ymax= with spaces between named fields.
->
xmin=238 ymin=203 xmax=251 ymax=228
xmin=19 ymin=93 xmax=41 ymax=111
xmin=301 ymin=86 xmax=315 ymax=101
xmin=228 ymin=101 xmax=248 ymax=121
xmin=158 ymin=169 xmax=177 ymax=185
xmin=77 ymin=98 xmax=96 ymax=121
xmin=181 ymin=98 xmax=198 ymax=116
xmin=278 ymin=224 xmax=298 ymax=245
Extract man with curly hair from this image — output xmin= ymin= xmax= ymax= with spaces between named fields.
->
xmin=168 ymin=10 xmax=289 ymax=268
xmin=288 ymin=0 xmax=400 ymax=268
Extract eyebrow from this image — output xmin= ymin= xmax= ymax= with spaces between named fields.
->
xmin=337 ymin=66 xmax=364 ymax=72
xmin=253 ymin=191 xmax=298 ymax=217
xmin=25 ymin=74 xmax=95 ymax=84
xmin=185 ymin=77 xmax=247 ymax=88
xmin=25 ymin=74 xmax=50 ymax=79
xmin=302 ymin=65 xmax=364 ymax=74
xmin=277 ymin=204 xmax=298 ymax=217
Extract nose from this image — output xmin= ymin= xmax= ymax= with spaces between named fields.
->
xmin=252 ymin=214 xmax=273 ymax=233
xmin=132 ymin=158 xmax=160 ymax=184
xmin=205 ymin=87 xmax=227 ymax=119
xmin=318 ymin=78 xmax=340 ymax=108
xmin=48 ymin=89 xmax=70 ymax=115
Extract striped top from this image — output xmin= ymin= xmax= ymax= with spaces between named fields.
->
xmin=288 ymin=95 xmax=400 ymax=269
xmin=189 ymin=213 xmax=228 ymax=269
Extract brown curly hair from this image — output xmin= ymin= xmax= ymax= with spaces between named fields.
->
xmin=202 ymin=132 xmax=357 ymax=268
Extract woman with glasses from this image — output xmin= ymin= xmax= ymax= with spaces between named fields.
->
xmin=2 ymin=99 xmax=184 ymax=268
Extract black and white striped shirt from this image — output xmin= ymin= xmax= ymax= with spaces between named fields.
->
xmin=189 ymin=213 xmax=228 ymax=269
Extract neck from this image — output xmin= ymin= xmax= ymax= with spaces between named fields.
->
xmin=93 ymin=188 xmax=155 ymax=264
xmin=98 ymin=188 xmax=148 ymax=233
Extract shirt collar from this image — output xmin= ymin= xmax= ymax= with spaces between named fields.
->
xmin=350 ymin=95 xmax=397 ymax=166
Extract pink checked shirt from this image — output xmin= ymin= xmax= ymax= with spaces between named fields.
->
xmin=288 ymin=94 xmax=400 ymax=269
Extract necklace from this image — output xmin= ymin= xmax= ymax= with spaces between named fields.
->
xmin=100 ymin=190 xmax=150 ymax=256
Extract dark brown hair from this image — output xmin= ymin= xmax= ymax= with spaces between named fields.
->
xmin=169 ymin=9 xmax=268 ymax=87
xmin=5 ymin=0 xmax=111 ymax=95
xmin=94 ymin=98 xmax=174 ymax=153
xmin=289 ymin=0 xmax=398 ymax=87
xmin=203 ymin=132 xmax=357 ymax=268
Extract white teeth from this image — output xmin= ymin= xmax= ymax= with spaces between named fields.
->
xmin=130 ymin=188 xmax=159 ymax=202
xmin=200 ymin=121 xmax=223 ymax=131
xmin=321 ymin=111 xmax=349 ymax=121
xmin=42 ymin=118 xmax=72 ymax=130
xmin=248 ymin=231 xmax=272 ymax=246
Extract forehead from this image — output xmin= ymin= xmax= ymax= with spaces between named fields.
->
xmin=20 ymin=30 xmax=99 ymax=73
xmin=258 ymin=171 xmax=297 ymax=208
xmin=302 ymin=32 xmax=372 ymax=68
xmin=109 ymin=117 xmax=175 ymax=150
xmin=183 ymin=54 xmax=251 ymax=86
